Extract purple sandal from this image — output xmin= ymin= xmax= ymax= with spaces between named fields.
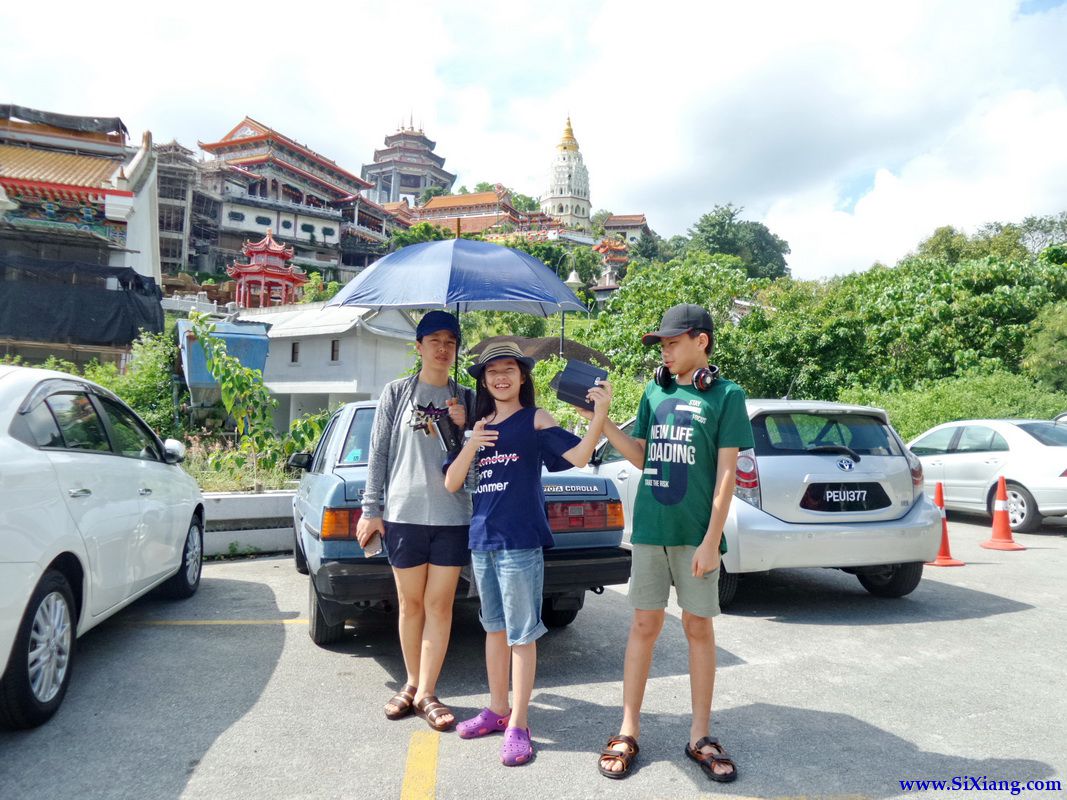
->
xmin=501 ymin=726 xmax=533 ymax=766
xmin=457 ymin=708 xmax=511 ymax=739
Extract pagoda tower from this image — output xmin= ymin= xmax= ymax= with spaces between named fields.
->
xmin=227 ymin=229 xmax=307 ymax=307
xmin=540 ymin=117 xmax=591 ymax=230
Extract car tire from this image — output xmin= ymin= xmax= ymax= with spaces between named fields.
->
xmin=308 ymin=578 xmax=346 ymax=646
xmin=0 ymin=570 xmax=76 ymax=730
xmin=1005 ymin=483 xmax=1041 ymax=533
xmin=858 ymin=562 xmax=924 ymax=598
xmin=541 ymin=603 xmax=579 ymax=629
xmin=160 ymin=515 xmax=204 ymax=600
xmin=293 ymin=527 xmax=309 ymax=575
xmin=718 ymin=565 xmax=739 ymax=609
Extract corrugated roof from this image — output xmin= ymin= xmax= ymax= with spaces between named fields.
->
xmin=421 ymin=191 xmax=502 ymax=211
xmin=0 ymin=144 xmax=119 ymax=187
xmin=604 ymin=214 xmax=647 ymax=227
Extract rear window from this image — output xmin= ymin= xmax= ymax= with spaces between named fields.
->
xmin=752 ymin=412 xmax=903 ymax=457
xmin=339 ymin=408 xmax=374 ymax=465
xmin=1017 ymin=422 xmax=1067 ymax=447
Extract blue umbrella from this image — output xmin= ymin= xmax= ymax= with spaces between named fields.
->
xmin=327 ymin=238 xmax=586 ymax=315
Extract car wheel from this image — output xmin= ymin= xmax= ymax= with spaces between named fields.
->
xmin=858 ymin=562 xmax=924 ymax=598
xmin=541 ymin=603 xmax=579 ymax=629
xmin=718 ymin=565 xmax=739 ymax=609
xmin=0 ymin=570 xmax=76 ymax=730
xmin=293 ymin=526 xmax=309 ymax=575
xmin=308 ymin=578 xmax=346 ymax=646
xmin=1005 ymin=483 xmax=1041 ymax=533
xmin=161 ymin=515 xmax=204 ymax=599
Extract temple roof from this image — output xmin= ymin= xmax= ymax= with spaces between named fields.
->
xmin=558 ymin=117 xmax=579 ymax=152
xmin=0 ymin=143 xmax=123 ymax=191
xmin=421 ymin=191 xmax=505 ymax=211
xmin=604 ymin=214 xmax=647 ymax=227
xmin=242 ymin=229 xmax=295 ymax=259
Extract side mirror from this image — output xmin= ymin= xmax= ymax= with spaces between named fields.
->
xmin=287 ymin=452 xmax=313 ymax=471
xmin=163 ymin=438 xmax=186 ymax=464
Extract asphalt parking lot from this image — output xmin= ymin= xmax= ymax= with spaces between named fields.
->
xmin=1 ymin=514 xmax=1064 ymax=800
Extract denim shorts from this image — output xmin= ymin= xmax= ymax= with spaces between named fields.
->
xmin=470 ymin=548 xmax=547 ymax=646
xmin=383 ymin=521 xmax=470 ymax=569
xmin=629 ymin=544 xmax=721 ymax=618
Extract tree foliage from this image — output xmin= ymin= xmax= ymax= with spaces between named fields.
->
xmin=687 ymin=203 xmax=790 ymax=279
xmin=299 ymin=271 xmax=342 ymax=303
xmin=390 ymin=221 xmax=454 ymax=249
xmin=1022 ymin=301 xmax=1067 ymax=391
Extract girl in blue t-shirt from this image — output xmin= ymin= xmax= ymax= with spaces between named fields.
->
xmin=444 ymin=341 xmax=611 ymax=766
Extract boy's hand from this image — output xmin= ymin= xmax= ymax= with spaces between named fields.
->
xmin=692 ymin=540 xmax=721 ymax=577
xmin=468 ymin=417 xmax=498 ymax=449
xmin=578 ymin=379 xmax=612 ymax=420
xmin=446 ymin=397 xmax=466 ymax=428
xmin=356 ymin=515 xmax=385 ymax=547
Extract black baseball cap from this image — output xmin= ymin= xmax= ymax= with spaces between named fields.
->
xmin=641 ymin=304 xmax=714 ymax=346
xmin=416 ymin=310 xmax=461 ymax=341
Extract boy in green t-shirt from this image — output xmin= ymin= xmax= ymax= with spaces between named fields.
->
xmin=595 ymin=304 xmax=753 ymax=784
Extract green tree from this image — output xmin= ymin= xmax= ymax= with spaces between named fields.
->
xmin=299 ymin=271 xmax=342 ymax=303
xmin=591 ymin=209 xmax=613 ymax=238
xmin=688 ymin=204 xmax=790 ymax=279
xmin=632 ymin=230 xmax=661 ymax=260
xmin=473 ymin=181 xmax=496 ymax=193
xmin=390 ymin=221 xmax=454 ymax=249
xmin=456 ymin=185 xmax=470 ymax=194
xmin=1022 ymin=301 xmax=1067 ymax=391
xmin=510 ymin=192 xmax=540 ymax=212
xmin=420 ymin=186 xmax=446 ymax=206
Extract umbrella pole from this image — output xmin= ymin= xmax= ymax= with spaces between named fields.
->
xmin=454 ymin=303 xmax=460 ymax=389
xmin=559 ymin=311 xmax=565 ymax=358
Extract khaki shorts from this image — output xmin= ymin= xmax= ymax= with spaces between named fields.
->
xmin=628 ymin=544 xmax=721 ymax=618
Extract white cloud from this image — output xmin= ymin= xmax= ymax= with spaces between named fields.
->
xmin=3 ymin=0 xmax=1066 ymax=278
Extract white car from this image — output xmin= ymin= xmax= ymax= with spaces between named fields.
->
xmin=908 ymin=419 xmax=1067 ymax=532
xmin=588 ymin=400 xmax=941 ymax=606
xmin=0 ymin=366 xmax=204 ymax=730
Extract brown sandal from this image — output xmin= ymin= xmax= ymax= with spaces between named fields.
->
xmin=384 ymin=684 xmax=417 ymax=720
xmin=685 ymin=736 xmax=738 ymax=783
xmin=415 ymin=695 xmax=455 ymax=731
xmin=598 ymin=734 xmax=639 ymax=779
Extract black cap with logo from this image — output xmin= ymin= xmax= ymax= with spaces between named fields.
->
xmin=641 ymin=304 xmax=714 ymax=346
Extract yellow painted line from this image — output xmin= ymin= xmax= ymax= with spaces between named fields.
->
xmin=127 ymin=619 xmax=308 ymax=626
xmin=400 ymin=730 xmax=439 ymax=800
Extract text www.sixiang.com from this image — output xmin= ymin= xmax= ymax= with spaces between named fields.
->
xmin=899 ymin=776 xmax=1062 ymax=796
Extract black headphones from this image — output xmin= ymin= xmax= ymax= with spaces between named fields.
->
xmin=655 ymin=364 xmax=720 ymax=391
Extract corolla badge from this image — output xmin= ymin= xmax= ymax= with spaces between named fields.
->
xmin=837 ymin=457 xmax=856 ymax=472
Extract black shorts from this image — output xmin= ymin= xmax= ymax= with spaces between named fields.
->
xmin=383 ymin=521 xmax=470 ymax=569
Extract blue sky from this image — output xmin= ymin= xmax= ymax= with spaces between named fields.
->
xmin=3 ymin=0 xmax=1066 ymax=278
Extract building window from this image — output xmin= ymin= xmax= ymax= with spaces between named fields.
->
xmin=282 ymin=220 xmax=292 ymax=229
xmin=330 ymin=339 xmax=340 ymax=361
xmin=159 ymin=205 xmax=185 ymax=233
xmin=300 ymin=223 xmax=315 ymax=234
xmin=228 ymin=211 xmax=245 ymax=222
xmin=322 ymin=227 xmax=335 ymax=237
xmin=291 ymin=342 xmax=300 ymax=363
xmin=255 ymin=216 xmax=271 ymax=226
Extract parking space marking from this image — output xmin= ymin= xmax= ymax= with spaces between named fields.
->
xmin=126 ymin=619 xmax=308 ymax=626
xmin=400 ymin=730 xmax=439 ymax=800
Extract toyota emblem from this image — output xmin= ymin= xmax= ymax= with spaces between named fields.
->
xmin=837 ymin=457 xmax=855 ymax=472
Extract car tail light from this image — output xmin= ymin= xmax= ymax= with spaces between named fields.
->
xmin=734 ymin=449 xmax=761 ymax=509
xmin=546 ymin=499 xmax=624 ymax=532
xmin=906 ymin=451 xmax=924 ymax=501
xmin=321 ymin=507 xmax=362 ymax=539
xmin=1060 ymin=468 xmax=1067 ymax=478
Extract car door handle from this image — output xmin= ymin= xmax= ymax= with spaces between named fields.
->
xmin=139 ymin=488 xmax=153 ymax=496
xmin=928 ymin=461 xmax=942 ymax=467
xmin=983 ymin=459 xmax=1001 ymax=465
xmin=68 ymin=488 xmax=92 ymax=498
xmin=617 ymin=469 xmax=630 ymax=481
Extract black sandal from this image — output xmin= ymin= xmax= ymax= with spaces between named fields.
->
xmin=598 ymin=734 xmax=639 ymax=779
xmin=685 ymin=736 xmax=738 ymax=783
xmin=384 ymin=684 xmax=417 ymax=720
xmin=415 ymin=695 xmax=455 ymax=731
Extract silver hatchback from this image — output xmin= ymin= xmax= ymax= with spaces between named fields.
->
xmin=589 ymin=399 xmax=941 ymax=607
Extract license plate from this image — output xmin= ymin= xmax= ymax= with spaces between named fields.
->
xmin=801 ymin=482 xmax=890 ymax=512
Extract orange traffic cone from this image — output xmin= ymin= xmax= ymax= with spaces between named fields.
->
xmin=927 ymin=482 xmax=965 ymax=567
xmin=981 ymin=476 xmax=1026 ymax=551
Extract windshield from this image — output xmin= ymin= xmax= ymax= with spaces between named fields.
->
xmin=1017 ymin=422 xmax=1067 ymax=447
xmin=338 ymin=408 xmax=375 ymax=465
xmin=752 ymin=412 xmax=903 ymax=457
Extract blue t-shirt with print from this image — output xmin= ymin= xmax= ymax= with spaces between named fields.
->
xmin=449 ymin=406 xmax=580 ymax=552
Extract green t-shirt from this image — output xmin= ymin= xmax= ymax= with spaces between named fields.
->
xmin=631 ymin=377 xmax=754 ymax=550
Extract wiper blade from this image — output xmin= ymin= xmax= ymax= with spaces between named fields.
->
xmin=807 ymin=444 xmax=862 ymax=462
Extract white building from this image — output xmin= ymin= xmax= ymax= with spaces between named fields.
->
xmin=540 ymin=118 xmax=591 ymax=231
xmin=236 ymin=302 xmax=416 ymax=430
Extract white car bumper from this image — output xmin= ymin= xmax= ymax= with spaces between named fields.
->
xmin=1031 ymin=484 xmax=1067 ymax=517
xmin=0 ymin=562 xmax=42 ymax=677
xmin=726 ymin=496 xmax=942 ymax=573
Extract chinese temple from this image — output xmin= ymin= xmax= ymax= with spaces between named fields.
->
xmin=227 ymin=229 xmax=307 ymax=307
xmin=540 ymin=117 xmax=591 ymax=230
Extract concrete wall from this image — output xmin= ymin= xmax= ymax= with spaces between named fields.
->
xmin=203 ymin=490 xmax=295 ymax=556
xmin=221 ymin=200 xmax=340 ymax=247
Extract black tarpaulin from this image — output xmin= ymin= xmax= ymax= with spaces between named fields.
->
xmin=0 ymin=104 xmax=128 ymax=137
xmin=0 ymin=255 xmax=162 ymax=346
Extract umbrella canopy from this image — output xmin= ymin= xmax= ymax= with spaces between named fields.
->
xmin=327 ymin=238 xmax=586 ymax=315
